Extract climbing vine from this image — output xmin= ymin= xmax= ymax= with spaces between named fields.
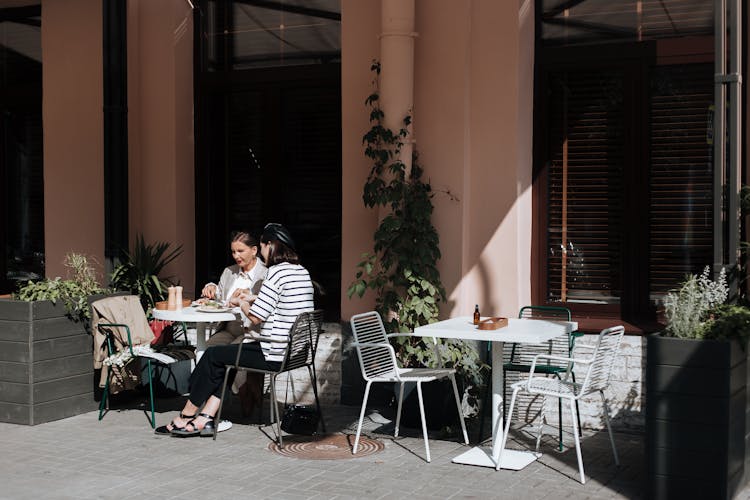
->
xmin=348 ymin=62 xmax=486 ymax=394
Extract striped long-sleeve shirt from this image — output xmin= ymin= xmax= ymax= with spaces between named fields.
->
xmin=246 ymin=262 xmax=315 ymax=362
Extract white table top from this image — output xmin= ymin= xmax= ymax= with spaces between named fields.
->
xmin=413 ymin=316 xmax=577 ymax=343
xmin=152 ymin=306 xmax=238 ymax=323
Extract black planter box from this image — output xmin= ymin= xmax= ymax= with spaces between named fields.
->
xmin=0 ymin=298 xmax=97 ymax=424
xmin=646 ymin=333 xmax=748 ymax=499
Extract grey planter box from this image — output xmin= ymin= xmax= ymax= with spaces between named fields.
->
xmin=0 ymin=298 xmax=97 ymax=425
xmin=646 ymin=333 xmax=748 ymax=499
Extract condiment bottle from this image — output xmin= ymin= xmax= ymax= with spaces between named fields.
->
xmin=167 ymin=286 xmax=177 ymax=310
xmin=175 ymin=286 xmax=183 ymax=309
xmin=473 ymin=304 xmax=481 ymax=325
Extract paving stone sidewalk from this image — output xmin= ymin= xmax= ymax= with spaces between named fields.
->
xmin=0 ymin=394 xmax=745 ymax=500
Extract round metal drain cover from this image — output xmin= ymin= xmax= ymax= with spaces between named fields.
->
xmin=268 ymin=433 xmax=384 ymax=460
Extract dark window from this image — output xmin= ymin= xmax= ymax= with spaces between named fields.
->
xmin=0 ymin=5 xmax=43 ymax=293
xmin=195 ymin=1 xmax=342 ymax=320
xmin=534 ymin=1 xmax=715 ymax=327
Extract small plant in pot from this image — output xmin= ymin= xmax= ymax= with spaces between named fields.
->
xmin=647 ymin=266 xmax=750 ymax=499
xmin=662 ymin=265 xmax=750 ymax=346
xmin=110 ymin=234 xmax=183 ymax=313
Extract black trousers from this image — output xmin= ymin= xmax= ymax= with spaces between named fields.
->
xmin=188 ymin=342 xmax=281 ymax=407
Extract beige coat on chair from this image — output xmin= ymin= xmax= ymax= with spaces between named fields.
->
xmin=92 ymin=295 xmax=155 ymax=394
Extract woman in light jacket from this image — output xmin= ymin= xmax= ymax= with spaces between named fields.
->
xmin=200 ymin=230 xmax=267 ymax=347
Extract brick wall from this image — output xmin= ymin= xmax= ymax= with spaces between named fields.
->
xmin=505 ymin=334 xmax=646 ymax=432
xmin=271 ymin=322 xmax=342 ymax=406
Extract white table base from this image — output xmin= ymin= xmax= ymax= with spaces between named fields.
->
xmin=452 ymin=446 xmax=539 ymax=470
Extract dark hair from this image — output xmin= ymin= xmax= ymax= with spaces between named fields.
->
xmin=261 ymin=237 xmax=300 ymax=266
xmin=230 ymin=231 xmax=259 ymax=249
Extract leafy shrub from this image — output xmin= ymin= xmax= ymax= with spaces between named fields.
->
xmin=663 ymin=266 xmax=728 ymax=339
xmin=14 ymin=253 xmax=106 ymax=321
xmin=110 ymin=235 xmax=182 ymax=312
xmin=347 ymin=62 xmax=487 ymax=410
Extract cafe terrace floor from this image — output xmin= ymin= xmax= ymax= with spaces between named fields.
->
xmin=0 ymin=390 xmax=683 ymax=500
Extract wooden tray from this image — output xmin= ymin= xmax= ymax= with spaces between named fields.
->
xmin=478 ymin=317 xmax=508 ymax=330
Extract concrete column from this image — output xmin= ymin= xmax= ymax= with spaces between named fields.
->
xmin=380 ymin=0 xmax=415 ymax=175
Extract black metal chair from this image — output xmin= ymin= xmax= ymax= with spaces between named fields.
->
xmin=213 ymin=309 xmax=326 ymax=447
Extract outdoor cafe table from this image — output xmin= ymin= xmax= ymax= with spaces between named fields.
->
xmin=152 ymin=306 xmax=238 ymax=361
xmin=413 ymin=316 xmax=578 ymax=470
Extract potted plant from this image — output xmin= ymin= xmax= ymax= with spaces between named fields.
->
xmin=0 ymin=253 xmax=109 ymax=424
xmin=646 ymin=266 xmax=750 ymax=499
xmin=347 ymin=62 xmax=487 ymax=430
xmin=110 ymin=234 xmax=183 ymax=313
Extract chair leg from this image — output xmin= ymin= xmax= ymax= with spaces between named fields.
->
xmin=449 ymin=374 xmax=469 ymax=444
xmin=496 ymin=386 xmax=520 ymax=471
xmin=416 ymin=381 xmax=431 ymax=463
xmin=536 ymin=396 xmax=546 ymax=454
xmin=146 ymin=359 xmax=156 ymax=429
xmin=502 ymin=368 xmax=508 ymax=432
xmin=98 ymin=366 xmax=110 ymax=421
xmin=212 ymin=366 xmax=233 ymax=441
xmin=599 ymin=390 xmax=619 ymax=466
xmin=394 ymin=382 xmax=405 ymax=439
xmin=571 ymin=372 xmax=583 ymax=437
xmin=270 ymin=376 xmax=283 ymax=448
xmin=569 ymin=398 xmax=585 ymax=484
xmin=353 ymin=381 xmax=372 ymax=454
xmin=307 ymin=365 xmax=326 ymax=434
xmin=557 ymin=396 xmax=563 ymax=451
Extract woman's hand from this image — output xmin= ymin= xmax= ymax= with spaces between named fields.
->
xmin=201 ymin=283 xmax=217 ymax=299
xmin=228 ymin=288 xmax=252 ymax=306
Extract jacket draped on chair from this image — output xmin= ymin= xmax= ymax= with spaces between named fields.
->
xmin=91 ymin=295 xmax=154 ymax=394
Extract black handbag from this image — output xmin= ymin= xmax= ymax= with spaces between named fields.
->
xmin=280 ymin=404 xmax=320 ymax=435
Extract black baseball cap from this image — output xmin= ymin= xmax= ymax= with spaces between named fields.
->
xmin=262 ymin=223 xmax=296 ymax=251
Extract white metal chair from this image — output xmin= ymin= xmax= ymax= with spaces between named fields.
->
xmin=497 ymin=325 xmax=625 ymax=483
xmin=350 ymin=311 xmax=469 ymax=463
xmin=213 ymin=309 xmax=326 ymax=447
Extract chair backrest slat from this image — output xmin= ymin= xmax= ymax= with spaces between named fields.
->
xmin=579 ymin=325 xmax=624 ymax=395
xmin=278 ymin=310 xmax=324 ymax=372
xmin=508 ymin=305 xmax=574 ymax=365
xmin=350 ymin=311 xmax=399 ymax=380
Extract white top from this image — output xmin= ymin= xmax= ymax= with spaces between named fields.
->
xmin=246 ymin=262 xmax=315 ymax=362
xmin=207 ymin=260 xmax=268 ymax=305
xmin=413 ymin=317 xmax=577 ymax=343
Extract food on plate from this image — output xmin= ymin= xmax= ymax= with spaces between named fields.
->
xmin=197 ymin=299 xmax=226 ymax=310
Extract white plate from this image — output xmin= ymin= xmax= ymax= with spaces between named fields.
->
xmin=197 ymin=305 xmax=232 ymax=313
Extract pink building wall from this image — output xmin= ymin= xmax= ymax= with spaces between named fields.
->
xmin=40 ymin=0 xmax=195 ymax=293
xmin=340 ymin=0 xmax=535 ymax=320
xmin=127 ymin=0 xmax=196 ymax=297
xmin=42 ymin=0 xmax=105 ymax=279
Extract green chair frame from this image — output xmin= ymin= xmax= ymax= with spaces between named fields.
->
xmin=98 ymin=323 xmax=159 ymax=427
xmin=98 ymin=321 xmax=192 ymax=428
xmin=504 ymin=305 xmax=583 ymax=450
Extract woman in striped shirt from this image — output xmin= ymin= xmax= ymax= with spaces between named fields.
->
xmin=164 ymin=223 xmax=315 ymax=437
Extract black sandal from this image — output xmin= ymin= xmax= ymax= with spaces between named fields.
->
xmin=171 ymin=412 xmax=214 ymax=438
xmin=154 ymin=412 xmax=196 ymax=435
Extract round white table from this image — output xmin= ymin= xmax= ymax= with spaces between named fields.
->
xmin=152 ymin=306 xmax=239 ymax=360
